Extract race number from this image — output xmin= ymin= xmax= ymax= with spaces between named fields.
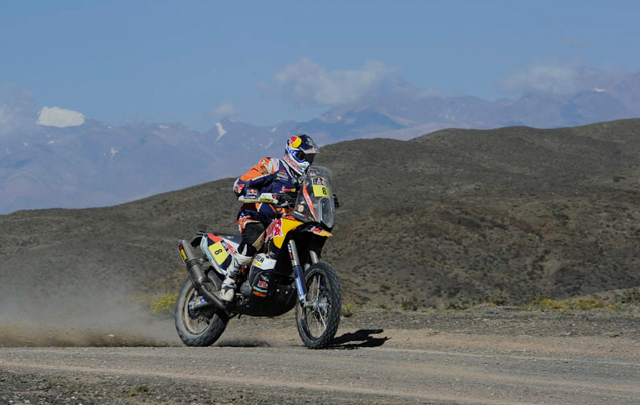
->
xmin=209 ymin=242 xmax=229 ymax=264
xmin=312 ymin=185 xmax=330 ymax=198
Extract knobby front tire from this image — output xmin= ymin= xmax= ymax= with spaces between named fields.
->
xmin=295 ymin=262 xmax=342 ymax=349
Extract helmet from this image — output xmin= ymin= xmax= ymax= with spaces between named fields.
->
xmin=283 ymin=134 xmax=318 ymax=176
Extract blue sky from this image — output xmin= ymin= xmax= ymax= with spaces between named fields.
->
xmin=1 ymin=0 xmax=639 ymax=131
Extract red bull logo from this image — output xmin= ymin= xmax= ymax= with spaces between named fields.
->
xmin=267 ymin=219 xmax=284 ymax=241
xmin=289 ymin=135 xmax=302 ymax=148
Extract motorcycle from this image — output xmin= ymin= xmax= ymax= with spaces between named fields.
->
xmin=175 ymin=165 xmax=341 ymax=349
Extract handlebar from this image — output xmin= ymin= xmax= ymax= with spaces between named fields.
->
xmin=238 ymin=192 xmax=297 ymax=208
xmin=238 ymin=193 xmax=278 ymax=204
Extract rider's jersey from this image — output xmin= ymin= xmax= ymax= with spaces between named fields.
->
xmin=233 ymin=157 xmax=298 ymax=228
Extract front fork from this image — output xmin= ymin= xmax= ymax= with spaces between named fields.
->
xmin=287 ymin=240 xmax=319 ymax=305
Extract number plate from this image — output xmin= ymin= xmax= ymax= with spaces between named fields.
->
xmin=208 ymin=242 xmax=229 ymax=264
xmin=312 ymin=185 xmax=330 ymax=198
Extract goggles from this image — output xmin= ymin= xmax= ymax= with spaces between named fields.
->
xmin=293 ymin=150 xmax=316 ymax=164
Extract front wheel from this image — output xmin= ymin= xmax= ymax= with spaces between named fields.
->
xmin=175 ymin=274 xmax=228 ymax=346
xmin=296 ymin=262 xmax=341 ymax=349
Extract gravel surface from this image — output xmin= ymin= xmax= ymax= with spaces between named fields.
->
xmin=1 ymin=307 xmax=639 ymax=404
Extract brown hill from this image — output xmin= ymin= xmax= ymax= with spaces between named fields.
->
xmin=1 ymin=119 xmax=639 ymax=322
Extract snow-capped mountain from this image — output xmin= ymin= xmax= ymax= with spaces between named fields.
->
xmin=1 ymin=70 xmax=639 ymax=214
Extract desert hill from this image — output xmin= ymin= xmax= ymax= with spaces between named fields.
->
xmin=319 ymin=119 xmax=640 ymax=306
xmin=1 ymin=119 xmax=639 ymax=321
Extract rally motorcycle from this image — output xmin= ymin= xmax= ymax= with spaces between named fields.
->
xmin=175 ymin=165 xmax=341 ymax=349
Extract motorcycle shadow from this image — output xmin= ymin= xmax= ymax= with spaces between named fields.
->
xmin=330 ymin=329 xmax=389 ymax=350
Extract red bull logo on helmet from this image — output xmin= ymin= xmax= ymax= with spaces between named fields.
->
xmin=289 ymin=135 xmax=302 ymax=148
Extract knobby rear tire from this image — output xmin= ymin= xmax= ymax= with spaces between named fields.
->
xmin=175 ymin=275 xmax=228 ymax=347
xmin=295 ymin=262 xmax=341 ymax=349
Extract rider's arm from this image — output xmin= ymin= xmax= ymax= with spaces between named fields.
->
xmin=233 ymin=157 xmax=279 ymax=197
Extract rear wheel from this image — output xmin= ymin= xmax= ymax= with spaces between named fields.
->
xmin=295 ymin=262 xmax=341 ymax=349
xmin=175 ymin=273 xmax=228 ymax=346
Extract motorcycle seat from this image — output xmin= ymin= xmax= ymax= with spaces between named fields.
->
xmin=215 ymin=233 xmax=243 ymax=245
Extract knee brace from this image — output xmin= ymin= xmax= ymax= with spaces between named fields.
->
xmin=238 ymin=222 xmax=265 ymax=256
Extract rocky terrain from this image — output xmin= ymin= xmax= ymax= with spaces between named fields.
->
xmin=2 ymin=117 xmax=640 ymax=403
xmin=0 ymin=119 xmax=639 ymax=325
xmin=319 ymin=119 xmax=640 ymax=307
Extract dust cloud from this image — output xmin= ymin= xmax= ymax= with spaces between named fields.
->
xmin=0 ymin=282 xmax=181 ymax=347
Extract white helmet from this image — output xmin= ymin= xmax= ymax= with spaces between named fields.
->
xmin=283 ymin=134 xmax=319 ymax=176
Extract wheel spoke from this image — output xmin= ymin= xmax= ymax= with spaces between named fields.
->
xmin=176 ymin=275 xmax=228 ymax=347
xmin=316 ymin=308 xmax=327 ymax=332
xmin=295 ymin=263 xmax=341 ymax=349
xmin=305 ymin=273 xmax=329 ymax=338
xmin=184 ymin=288 xmax=212 ymax=334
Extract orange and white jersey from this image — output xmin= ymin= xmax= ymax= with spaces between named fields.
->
xmin=233 ymin=157 xmax=298 ymax=229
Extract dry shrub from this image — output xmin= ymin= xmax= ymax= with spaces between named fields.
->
xmin=150 ymin=293 xmax=178 ymax=316
xmin=528 ymin=297 xmax=612 ymax=311
xmin=341 ymin=303 xmax=356 ymax=317
xmin=399 ymin=297 xmax=418 ymax=311
xmin=616 ymin=288 xmax=640 ymax=305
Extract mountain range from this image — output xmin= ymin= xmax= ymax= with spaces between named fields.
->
xmin=1 ymin=70 xmax=639 ymax=214
xmin=1 ymin=119 xmax=639 ymax=323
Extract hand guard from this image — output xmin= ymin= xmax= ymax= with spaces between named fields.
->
xmin=238 ymin=193 xmax=277 ymax=204
xmin=258 ymin=193 xmax=277 ymax=203
xmin=238 ymin=192 xmax=296 ymax=208
xmin=274 ymin=192 xmax=296 ymax=208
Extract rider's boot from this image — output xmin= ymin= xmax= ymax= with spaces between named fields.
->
xmin=219 ymin=252 xmax=252 ymax=302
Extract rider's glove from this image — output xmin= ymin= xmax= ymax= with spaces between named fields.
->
xmin=333 ymin=193 xmax=340 ymax=209
xmin=275 ymin=193 xmax=295 ymax=208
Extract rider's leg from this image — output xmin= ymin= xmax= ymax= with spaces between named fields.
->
xmin=219 ymin=221 xmax=265 ymax=301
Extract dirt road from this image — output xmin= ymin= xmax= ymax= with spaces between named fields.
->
xmin=1 ymin=309 xmax=639 ymax=404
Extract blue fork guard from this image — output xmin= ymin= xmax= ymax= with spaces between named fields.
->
xmin=294 ymin=265 xmax=307 ymax=303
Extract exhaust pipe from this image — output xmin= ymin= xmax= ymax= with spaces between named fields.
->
xmin=178 ymin=240 xmax=227 ymax=313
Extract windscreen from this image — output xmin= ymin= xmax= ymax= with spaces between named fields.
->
xmin=292 ymin=165 xmax=335 ymax=229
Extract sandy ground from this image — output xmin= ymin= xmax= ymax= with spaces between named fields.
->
xmin=1 ymin=308 xmax=639 ymax=404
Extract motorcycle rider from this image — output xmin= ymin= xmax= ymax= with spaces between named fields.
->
xmin=219 ymin=134 xmax=320 ymax=302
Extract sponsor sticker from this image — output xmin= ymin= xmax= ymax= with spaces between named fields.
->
xmin=246 ymin=189 xmax=258 ymax=199
xmin=295 ymin=278 xmax=305 ymax=300
xmin=234 ymin=183 xmax=245 ymax=194
xmin=310 ymin=227 xmax=332 ymax=237
xmin=253 ymin=255 xmax=266 ymax=268
xmin=267 ymin=219 xmax=284 ymax=239
xmin=289 ymin=135 xmax=302 ymax=148
xmin=302 ymin=185 xmax=316 ymax=217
